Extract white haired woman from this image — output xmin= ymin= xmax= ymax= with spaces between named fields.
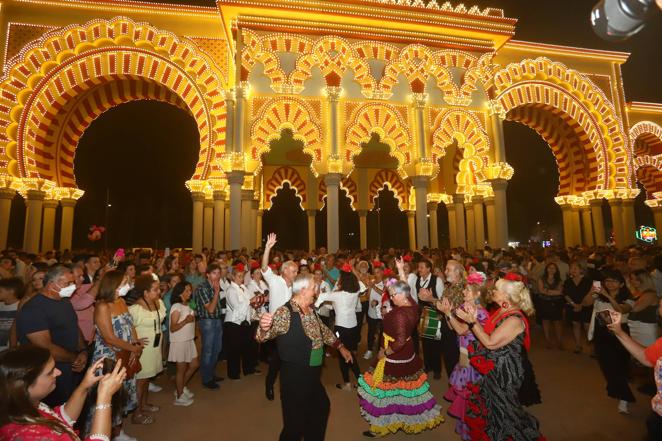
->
xmin=256 ymin=274 xmax=352 ymax=441
xmin=358 ymin=270 xmax=444 ymax=438
xmin=456 ymin=274 xmax=544 ymax=441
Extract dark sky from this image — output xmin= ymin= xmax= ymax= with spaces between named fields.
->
xmin=8 ymin=1 xmax=660 ymax=250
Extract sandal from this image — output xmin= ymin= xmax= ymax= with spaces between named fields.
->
xmin=131 ymin=413 xmax=155 ymax=425
xmin=143 ymin=404 xmax=160 ymax=412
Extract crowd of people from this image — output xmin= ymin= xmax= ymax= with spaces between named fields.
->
xmin=0 ymin=238 xmax=661 ymax=440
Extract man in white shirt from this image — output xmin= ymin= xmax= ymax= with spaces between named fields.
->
xmin=363 ymin=267 xmax=385 ymax=360
xmin=413 ymin=259 xmax=445 ymax=379
xmin=225 ymin=267 xmax=258 ymax=379
xmin=261 ymin=232 xmax=298 ymax=400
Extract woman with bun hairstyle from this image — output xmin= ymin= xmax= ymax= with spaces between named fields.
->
xmin=456 ymin=274 xmax=544 ymax=441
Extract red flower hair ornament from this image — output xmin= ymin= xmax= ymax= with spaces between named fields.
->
xmin=234 ymin=263 xmax=245 ymax=273
xmin=341 ymin=263 xmax=353 ymax=273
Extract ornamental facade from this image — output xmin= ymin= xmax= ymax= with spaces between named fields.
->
xmin=0 ymin=0 xmax=661 ymax=252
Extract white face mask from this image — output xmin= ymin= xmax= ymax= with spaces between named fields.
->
xmin=151 ymin=273 xmax=159 ymax=282
xmin=117 ymin=284 xmax=131 ymax=297
xmin=58 ymin=284 xmax=76 ymax=298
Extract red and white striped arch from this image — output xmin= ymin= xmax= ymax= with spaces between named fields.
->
xmin=0 ymin=17 xmax=227 ymax=187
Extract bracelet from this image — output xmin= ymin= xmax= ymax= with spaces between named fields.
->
xmin=88 ymin=434 xmax=111 ymax=441
xmin=95 ymin=403 xmax=112 ymax=411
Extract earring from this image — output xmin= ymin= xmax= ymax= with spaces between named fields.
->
xmin=501 ymin=301 xmax=510 ymax=309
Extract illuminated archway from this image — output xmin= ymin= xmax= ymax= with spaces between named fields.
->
xmin=368 ymin=169 xmax=408 ymax=210
xmin=263 ymin=166 xmax=307 ymax=210
xmin=0 ymin=17 xmax=226 ymax=187
xmin=489 ymin=57 xmax=631 ymax=195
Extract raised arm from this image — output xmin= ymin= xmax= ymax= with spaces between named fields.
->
xmin=608 ymin=311 xmax=653 ymax=367
xmin=262 ymin=233 xmax=277 ymax=272
xmin=456 ymin=305 xmax=524 ymax=350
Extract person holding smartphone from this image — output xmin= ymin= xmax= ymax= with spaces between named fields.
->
xmin=588 ymin=268 xmax=635 ymax=414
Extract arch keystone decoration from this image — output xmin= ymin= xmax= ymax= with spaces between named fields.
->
xmin=0 ymin=17 xmax=227 ymax=187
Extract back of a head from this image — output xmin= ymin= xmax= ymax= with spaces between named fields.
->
xmin=338 ymin=270 xmax=360 ymax=293
xmin=292 ymin=273 xmax=314 ymax=295
xmin=495 ymin=278 xmax=535 ymax=316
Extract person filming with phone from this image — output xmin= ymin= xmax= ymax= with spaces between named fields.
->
xmin=607 ymin=298 xmax=662 ymax=441
xmin=587 ymin=269 xmax=635 ymax=415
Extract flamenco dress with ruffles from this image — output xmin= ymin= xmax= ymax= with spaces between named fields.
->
xmin=444 ymin=306 xmax=489 ymax=440
xmin=358 ymin=304 xmax=444 ymax=436
xmin=465 ymin=309 xmax=545 ymax=441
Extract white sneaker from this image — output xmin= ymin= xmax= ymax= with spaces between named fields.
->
xmin=618 ymin=400 xmax=630 ymax=414
xmin=183 ymin=386 xmax=195 ymax=399
xmin=113 ymin=429 xmax=137 ymax=441
xmin=363 ymin=350 xmax=373 ymax=360
xmin=173 ymin=387 xmax=195 ymax=399
xmin=148 ymin=382 xmax=162 ymax=393
xmin=174 ymin=394 xmax=194 ymax=406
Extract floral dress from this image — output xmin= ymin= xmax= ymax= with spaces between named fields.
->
xmin=89 ymin=300 xmax=137 ymax=428
xmin=358 ymin=304 xmax=444 ymax=436
xmin=444 ymin=306 xmax=489 ymax=440
xmin=465 ymin=309 xmax=544 ymax=441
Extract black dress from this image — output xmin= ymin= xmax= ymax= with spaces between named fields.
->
xmin=468 ymin=313 xmax=544 ymax=441
xmin=563 ymin=276 xmax=592 ymax=323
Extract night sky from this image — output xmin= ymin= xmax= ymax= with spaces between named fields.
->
xmin=6 ymin=1 xmax=662 ymax=250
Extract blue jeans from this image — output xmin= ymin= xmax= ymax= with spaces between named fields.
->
xmin=199 ymin=318 xmax=223 ymax=384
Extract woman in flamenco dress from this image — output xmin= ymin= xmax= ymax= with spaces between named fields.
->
xmin=456 ymin=274 xmax=545 ymax=441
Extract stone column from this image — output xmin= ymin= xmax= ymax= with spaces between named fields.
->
xmin=465 ymin=202 xmax=476 ymax=252
xmin=325 ymin=87 xmax=341 ymax=156
xmin=191 ymin=191 xmax=205 ymax=254
xmin=589 ymin=199 xmax=606 ymax=246
xmin=41 ymin=199 xmax=58 ymax=252
xmin=224 ymin=92 xmax=235 ymax=152
xmin=224 ymin=204 xmax=231 ymax=250
xmin=570 ymin=206 xmax=582 ymax=246
xmin=453 ymin=194 xmax=466 ymax=249
xmin=491 ymin=179 xmax=509 ymax=248
xmin=407 ymin=211 xmax=416 ymax=250
xmin=358 ymin=209 xmax=368 ymax=250
xmin=428 ymin=202 xmax=439 ymax=249
xmin=560 ymin=204 xmax=573 ymax=247
xmin=411 ymin=177 xmax=429 ymax=248
xmin=233 ymin=86 xmax=246 ymax=154
xmin=0 ymin=188 xmax=15 ymax=250
xmin=240 ymin=190 xmax=254 ymax=250
xmin=325 ymin=174 xmax=342 ymax=253
xmin=213 ymin=191 xmax=225 ymax=251
xmin=609 ymin=198 xmax=624 ymax=247
xmin=473 ymin=196 xmax=486 ymax=249
xmin=484 ymin=196 xmax=497 ymax=248
xmin=23 ymin=190 xmax=45 ymax=254
xmin=621 ymin=198 xmax=637 ymax=246
xmin=203 ymin=199 xmax=214 ymax=249
xmin=307 ymin=210 xmax=316 ymax=251
xmin=412 ymin=93 xmax=428 ymax=159
xmin=59 ymin=198 xmax=77 ymax=251
xmin=227 ymin=172 xmax=243 ymax=250
xmin=447 ymin=203 xmax=457 ymax=248
xmin=488 ymin=102 xmax=507 ymax=163
xmin=581 ymin=206 xmax=595 ymax=246
xmin=255 ymin=205 xmax=263 ymax=250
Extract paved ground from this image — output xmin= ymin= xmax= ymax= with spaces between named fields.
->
xmin=126 ymin=326 xmax=651 ymax=441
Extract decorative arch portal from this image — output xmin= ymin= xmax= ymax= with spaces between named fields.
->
xmin=0 ymin=17 xmax=227 ymax=187
xmin=630 ymin=121 xmax=662 ymax=156
xmin=489 ymin=57 xmax=631 ymax=195
xmin=250 ymin=97 xmax=322 ymax=174
xmin=318 ymin=175 xmax=358 ymax=210
xmin=263 ymin=166 xmax=307 ymax=210
xmin=430 ymin=109 xmax=490 ymax=194
xmin=635 ymin=156 xmax=662 ymax=199
xmin=345 ymin=103 xmax=411 ymax=176
xmin=368 ymin=169 xmax=408 ymax=210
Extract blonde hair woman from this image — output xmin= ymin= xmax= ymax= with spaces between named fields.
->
xmin=456 ymin=274 xmax=544 ymax=441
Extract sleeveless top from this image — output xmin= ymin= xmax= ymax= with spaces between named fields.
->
xmin=276 ymin=302 xmax=323 ymax=367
